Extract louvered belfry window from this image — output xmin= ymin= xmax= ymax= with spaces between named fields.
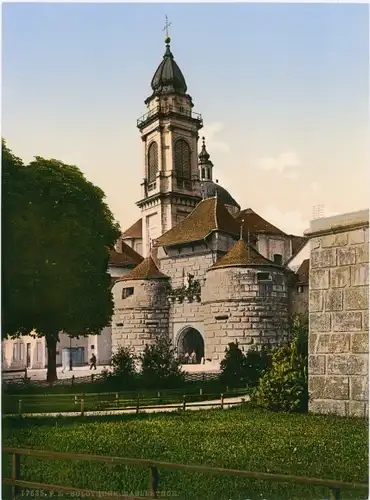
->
xmin=174 ymin=139 xmax=191 ymax=179
xmin=147 ymin=142 xmax=159 ymax=183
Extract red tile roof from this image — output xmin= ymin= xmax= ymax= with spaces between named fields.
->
xmin=119 ymin=256 xmax=169 ymax=281
xmin=122 ymin=218 xmax=142 ymax=239
xmin=156 ymin=197 xmax=241 ymax=247
xmin=209 ymin=238 xmax=279 ymax=270
xmin=235 ymin=208 xmax=286 ymax=235
xmin=108 ymin=243 xmax=143 ymax=268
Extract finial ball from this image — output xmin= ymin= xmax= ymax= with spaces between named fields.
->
xmin=165 ymin=35 xmax=171 ymax=44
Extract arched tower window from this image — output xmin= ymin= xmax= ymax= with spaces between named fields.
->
xmin=174 ymin=139 xmax=191 ymax=179
xmin=147 ymin=142 xmax=159 ymax=183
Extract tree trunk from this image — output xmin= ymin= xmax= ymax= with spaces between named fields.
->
xmin=46 ymin=334 xmax=58 ymax=384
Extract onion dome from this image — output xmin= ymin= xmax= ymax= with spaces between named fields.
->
xmin=199 ymin=137 xmax=210 ymax=162
xmin=150 ymin=37 xmax=187 ymax=95
xmin=201 ymin=181 xmax=240 ymax=211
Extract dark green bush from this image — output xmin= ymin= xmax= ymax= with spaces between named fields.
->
xmin=139 ymin=335 xmax=185 ymax=389
xmin=251 ymin=315 xmax=309 ymax=413
xmin=105 ymin=346 xmax=138 ymax=389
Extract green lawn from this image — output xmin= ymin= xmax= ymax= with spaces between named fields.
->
xmin=2 ymin=407 xmax=368 ymax=499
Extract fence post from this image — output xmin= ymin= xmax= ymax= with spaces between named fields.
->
xmin=329 ymin=488 xmax=340 ymax=500
xmin=136 ymin=395 xmax=140 ymax=414
xmin=18 ymin=400 xmax=22 ymax=417
xmin=148 ymin=465 xmax=159 ymax=497
xmin=115 ymin=393 xmax=119 ymax=407
xmin=71 ymin=375 xmax=75 ymax=386
xmin=202 ymin=373 xmax=205 ymax=382
xmin=182 ymin=395 xmax=186 ymax=412
xmin=80 ymin=398 xmax=84 ymax=416
xmin=91 ymin=374 xmax=94 ymax=382
xmin=220 ymin=393 xmax=224 ymax=410
xmin=199 ymin=388 xmax=203 ymax=396
xmin=11 ymin=452 xmax=20 ymax=500
xmin=157 ymin=391 xmax=160 ymax=398
xmin=24 ymin=368 xmax=27 ymax=381
xmin=74 ymin=395 xmax=78 ymax=405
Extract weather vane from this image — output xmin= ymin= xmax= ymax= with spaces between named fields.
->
xmin=163 ymin=14 xmax=172 ymax=40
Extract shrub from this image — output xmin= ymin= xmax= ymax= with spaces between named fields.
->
xmin=140 ymin=335 xmax=185 ymax=389
xmin=219 ymin=341 xmax=247 ymax=388
xmin=106 ymin=346 xmax=138 ymax=389
xmin=250 ymin=315 xmax=309 ymax=413
xmin=244 ymin=344 xmax=272 ymax=390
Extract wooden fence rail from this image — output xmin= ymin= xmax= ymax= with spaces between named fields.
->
xmin=3 ymin=447 xmax=368 ymax=500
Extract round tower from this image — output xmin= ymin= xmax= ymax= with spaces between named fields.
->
xmin=111 ymin=256 xmax=170 ymax=356
xmin=202 ymin=239 xmax=289 ymax=361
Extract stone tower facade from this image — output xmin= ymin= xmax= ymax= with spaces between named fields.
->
xmin=136 ymin=36 xmax=204 ymax=257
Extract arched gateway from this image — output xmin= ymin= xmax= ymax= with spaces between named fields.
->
xmin=177 ymin=327 xmax=205 ymax=364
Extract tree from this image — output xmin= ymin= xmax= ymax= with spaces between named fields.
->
xmin=219 ymin=341 xmax=247 ymax=388
xmin=2 ymin=140 xmax=121 ymax=382
xmin=108 ymin=346 xmax=138 ymax=389
xmin=140 ymin=335 xmax=185 ymax=389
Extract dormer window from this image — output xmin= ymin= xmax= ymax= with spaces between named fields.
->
xmin=122 ymin=287 xmax=134 ymax=299
xmin=257 ymin=272 xmax=271 ymax=282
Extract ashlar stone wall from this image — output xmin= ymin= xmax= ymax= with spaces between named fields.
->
xmin=202 ymin=266 xmax=289 ymax=361
xmin=306 ymin=210 xmax=369 ymax=417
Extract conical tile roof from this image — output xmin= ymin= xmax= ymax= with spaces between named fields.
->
xmin=119 ymin=256 xmax=169 ymax=281
xmin=209 ymin=238 xmax=280 ymax=270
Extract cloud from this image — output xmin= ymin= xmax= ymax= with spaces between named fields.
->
xmin=260 ymin=205 xmax=309 ymax=235
xmin=254 ymin=152 xmax=301 ymax=179
xmin=201 ymin=122 xmax=230 ymax=153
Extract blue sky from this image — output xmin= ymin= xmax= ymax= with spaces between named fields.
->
xmin=3 ymin=3 xmax=369 ymax=234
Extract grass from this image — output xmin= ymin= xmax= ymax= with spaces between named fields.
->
xmin=2 ymin=407 xmax=368 ymax=499
xmin=2 ymin=387 xmax=246 ymax=415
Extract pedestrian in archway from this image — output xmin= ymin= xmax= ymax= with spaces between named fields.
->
xmin=190 ymin=350 xmax=196 ymax=364
xmin=184 ymin=351 xmax=189 ymax=364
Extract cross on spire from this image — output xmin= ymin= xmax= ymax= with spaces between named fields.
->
xmin=163 ymin=14 xmax=172 ymax=39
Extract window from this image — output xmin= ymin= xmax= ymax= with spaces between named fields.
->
xmin=257 ymin=272 xmax=271 ymax=282
xmin=297 ymin=285 xmax=304 ymax=294
xmin=36 ymin=342 xmax=43 ymax=362
xmin=273 ymin=254 xmax=283 ymax=266
xmin=174 ymin=139 xmax=191 ymax=179
xmin=13 ymin=344 xmax=18 ymax=361
xmin=147 ymin=142 xmax=159 ymax=183
xmin=122 ymin=287 xmax=134 ymax=299
xmin=19 ymin=343 xmax=25 ymax=362
xmin=201 ymin=168 xmax=205 ymax=179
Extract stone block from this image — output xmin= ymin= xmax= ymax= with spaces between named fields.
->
xmin=310 ymin=238 xmax=321 ymax=250
xmin=364 ymin=311 xmax=369 ymax=330
xmin=309 ymin=291 xmax=323 ymax=312
xmin=316 ymin=333 xmax=350 ymax=353
xmin=308 ymin=355 xmax=326 ymax=374
xmin=324 ymin=289 xmax=343 ymax=311
xmin=321 ymin=232 xmax=348 ymax=248
xmin=355 ymin=243 xmax=369 ymax=264
xmin=348 ymin=402 xmax=366 ymax=417
xmin=310 ymin=313 xmax=331 ymax=332
xmin=350 ymin=376 xmax=368 ymax=401
xmin=332 ymin=312 xmax=362 ymax=331
xmin=351 ymin=333 xmax=368 ymax=353
xmin=309 ymin=400 xmax=347 ymax=416
xmin=327 ymin=354 xmax=368 ymax=375
xmin=310 ymin=269 xmax=329 ymax=290
xmin=337 ymin=247 xmax=356 ymax=266
xmin=309 ymin=375 xmax=349 ymax=400
xmin=350 ymin=264 xmax=369 ymax=287
xmin=311 ymin=249 xmax=337 ymax=268
xmin=349 ymin=229 xmax=366 ymax=245
xmin=330 ymin=266 xmax=350 ymax=288
xmin=344 ymin=287 xmax=368 ymax=311
xmin=308 ymin=332 xmax=317 ymax=354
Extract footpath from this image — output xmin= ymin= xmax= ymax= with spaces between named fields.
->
xmin=5 ymin=394 xmax=250 ymax=418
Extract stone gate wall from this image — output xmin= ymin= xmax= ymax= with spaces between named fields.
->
xmin=306 ymin=209 xmax=369 ymax=417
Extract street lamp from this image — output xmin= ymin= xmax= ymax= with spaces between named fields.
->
xmin=69 ymin=336 xmax=73 ymax=371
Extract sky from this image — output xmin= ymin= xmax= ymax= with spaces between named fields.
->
xmin=2 ymin=3 xmax=369 ymax=236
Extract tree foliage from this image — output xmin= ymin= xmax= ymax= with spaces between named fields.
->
xmin=140 ymin=335 xmax=185 ymax=389
xmin=250 ymin=315 xmax=309 ymax=413
xmin=105 ymin=346 xmax=138 ymax=390
xmin=2 ymin=140 xmax=121 ymax=382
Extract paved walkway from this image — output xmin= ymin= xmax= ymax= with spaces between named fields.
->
xmin=7 ymin=394 xmax=249 ymax=418
xmin=24 ymin=362 xmax=220 ymax=382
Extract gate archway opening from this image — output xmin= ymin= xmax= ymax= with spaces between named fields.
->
xmin=177 ymin=327 xmax=205 ymax=364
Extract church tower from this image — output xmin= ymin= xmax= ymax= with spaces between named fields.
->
xmin=136 ymin=28 xmax=203 ymax=256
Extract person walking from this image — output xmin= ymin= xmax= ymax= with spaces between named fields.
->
xmin=89 ymin=353 xmax=97 ymax=370
xmin=190 ymin=350 xmax=196 ymax=364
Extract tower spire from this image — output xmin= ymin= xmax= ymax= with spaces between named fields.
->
xmin=163 ymin=14 xmax=172 ymax=44
xmin=239 ymin=219 xmax=244 ymax=240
